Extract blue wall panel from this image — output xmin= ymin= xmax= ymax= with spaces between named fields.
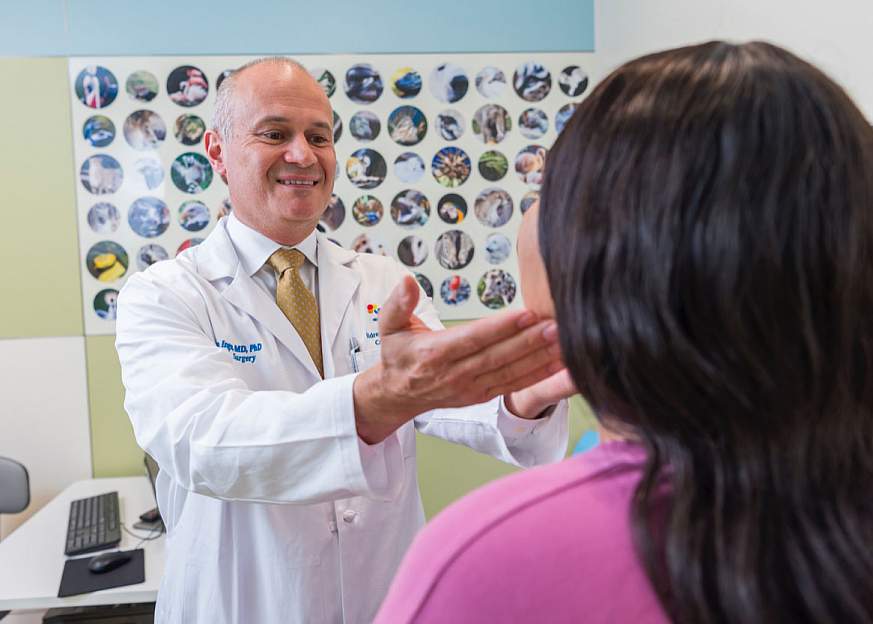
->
xmin=1 ymin=0 xmax=593 ymax=56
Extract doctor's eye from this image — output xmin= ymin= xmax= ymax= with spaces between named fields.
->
xmin=261 ymin=130 xmax=284 ymax=141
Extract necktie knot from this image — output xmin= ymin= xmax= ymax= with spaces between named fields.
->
xmin=268 ymin=248 xmax=306 ymax=275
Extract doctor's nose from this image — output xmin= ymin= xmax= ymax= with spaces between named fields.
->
xmin=283 ymin=135 xmax=318 ymax=167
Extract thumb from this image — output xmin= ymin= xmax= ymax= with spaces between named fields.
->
xmin=379 ymin=275 xmax=421 ymax=335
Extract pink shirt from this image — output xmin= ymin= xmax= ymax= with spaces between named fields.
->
xmin=376 ymin=442 xmax=669 ymax=623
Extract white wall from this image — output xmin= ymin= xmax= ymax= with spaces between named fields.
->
xmin=0 ymin=337 xmax=92 ymax=539
xmin=596 ymin=0 xmax=873 ymax=120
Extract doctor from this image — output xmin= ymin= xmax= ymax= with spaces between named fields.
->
xmin=116 ymin=57 xmax=573 ymax=624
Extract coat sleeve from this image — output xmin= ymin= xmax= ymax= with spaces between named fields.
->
xmin=116 ymin=267 xmax=402 ymax=505
xmin=406 ymin=268 xmax=569 ymax=468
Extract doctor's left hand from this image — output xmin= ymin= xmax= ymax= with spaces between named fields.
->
xmin=353 ymin=276 xmax=565 ymax=444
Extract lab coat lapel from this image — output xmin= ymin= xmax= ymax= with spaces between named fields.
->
xmin=200 ymin=220 xmax=322 ymax=380
xmin=316 ymin=234 xmax=360 ymax=366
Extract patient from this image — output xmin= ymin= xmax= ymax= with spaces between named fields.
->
xmin=376 ymin=41 xmax=873 ymax=623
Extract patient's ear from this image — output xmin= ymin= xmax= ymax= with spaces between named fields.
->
xmin=517 ymin=200 xmax=555 ymax=318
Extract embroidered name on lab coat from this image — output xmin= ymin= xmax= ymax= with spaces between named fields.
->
xmin=216 ymin=339 xmax=262 ymax=363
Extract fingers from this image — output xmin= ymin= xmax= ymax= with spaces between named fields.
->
xmin=452 ymin=319 xmax=559 ymax=380
xmin=468 ymin=338 xmax=563 ymax=394
xmin=428 ymin=308 xmax=542 ymax=362
xmin=483 ymin=358 xmax=568 ymax=400
xmin=379 ymin=275 xmax=421 ymax=335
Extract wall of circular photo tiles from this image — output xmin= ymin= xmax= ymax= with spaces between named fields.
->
xmin=69 ymin=53 xmax=597 ymax=334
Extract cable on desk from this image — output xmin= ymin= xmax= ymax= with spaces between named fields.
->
xmin=122 ymin=522 xmax=164 ymax=550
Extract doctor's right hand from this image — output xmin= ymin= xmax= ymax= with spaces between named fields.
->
xmin=352 ymin=275 xmax=563 ymax=444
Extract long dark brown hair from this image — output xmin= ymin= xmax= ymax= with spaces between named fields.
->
xmin=539 ymin=41 xmax=873 ymax=623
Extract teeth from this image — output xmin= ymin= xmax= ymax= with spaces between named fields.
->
xmin=278 ymin=180 xmax=316 ymax=186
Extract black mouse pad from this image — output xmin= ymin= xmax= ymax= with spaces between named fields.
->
xmin=58 ymin=549 xmax=145 ymax=597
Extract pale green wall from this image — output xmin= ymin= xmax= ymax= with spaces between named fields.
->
xmin=0 ymin=58 xmax=83 ymax=338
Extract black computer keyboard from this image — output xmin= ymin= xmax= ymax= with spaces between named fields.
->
xmin=64 ymin=491 xmax=122 ymax=556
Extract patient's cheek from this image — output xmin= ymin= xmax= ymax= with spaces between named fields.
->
xmin=517 ymin=201 xmax=555 ymax=318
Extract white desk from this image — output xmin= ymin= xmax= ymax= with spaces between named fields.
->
xmin=0 ymin=477 xmax=165 ymax=611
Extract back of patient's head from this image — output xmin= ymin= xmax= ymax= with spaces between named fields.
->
xmin=540 ymin=41 xmax=873 ymax=623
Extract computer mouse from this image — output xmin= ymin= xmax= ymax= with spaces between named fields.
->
xmin=88 ymin=550 xmax=132 ymax=574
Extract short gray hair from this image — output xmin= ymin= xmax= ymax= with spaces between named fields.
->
xmin=212 ymin=56 xmax=308 ymax=139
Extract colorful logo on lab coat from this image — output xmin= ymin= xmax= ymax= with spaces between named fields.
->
xmin=367 ymin=304 xmax=381 ymax=322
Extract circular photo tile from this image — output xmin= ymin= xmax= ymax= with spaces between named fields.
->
xmin=167 ymin=65 xmax=209 ymax=107
xmin=478 ymin=150 xmax=508 ymax=182
xmin=429 ymin=63 xmax=469 ymax=103
xmin=333 ymin=111 xmax=343 ymax=143
xmin=472 ymin=104 xmax=511 ymax=144
xmin=177 ymin=238 xmax=204 ymax=255
xmin=475 ymin=66 xmax=507 ymax=99
xmin=136 ymin=243 xmax=168 ymax=270
xmin=436 ymin=109 xmax=465 ymax=141
xmin=514 ymin=62 xmax=552 ymax=102
xmin=432 ymin=147 xmax=471 ymax=188
xmin=75 ymin=66 xmax=118 ymax=109
xmin=391 ymin=190 xmax=430 ymax=228
xmin=347 ymin=149 xmax=387 ymax=189
xmin=556 ymin=102 xmax=577 ymax=134
xmin=391 ymin=67 xmax=422 ymax=98
xmin=478 ymin=269 xmax=517 ymax=309
xmin=440 ymin=275 xmax=471 ymax=306
xmin=175 ymin=114 xmax=206 ymax=145
xmin=515 ymin=145 xmax=547 ymax=188
xmin=134 ymin=157 xmax=164 ymax=190
xmin=397 ymin=235 xmax=428 ymax=267
xmin=435 ymin=230 xmax=475 ymax=270
xmin=475 ymin=188 xmax=514 ymax=227
xmin=393 ymin=152 xmax=425 ymax=184
xmin=437 ymin=193 xmax=467 ymax=224
xmin=179 ymin=200 xmax=210 ymax=232
xmin=388 ymin=106 xmax=427 ymax=146
xmin=93 ymin=289 xmax=119 ymax=320
xmin=218 ymin=198 xmax=233 ymax=220
xmin=216 ymin=69 xmax=233 ymax=92
xmin=484 ymin=232 xmax=512 ymax=264
xmin=87 ymin=202 xmax=120 ymax=233
xmin=414 ymin=273 xmax=434 ymax=298
xmin=559 ymin=65 xmax=589 ymax=97
xmin=86 ymin=240 xmax=128 ymax=282
xmin=519 ymin=108 xmax=548 ymax=139
xmin=126 ymin=70 xmax=158 ymax=102
xmin=123 ymin=110 xmax=167 ymax=150
xmin=309 ymin=68 xmax=336 ymax=98
xmin=321 ymin=195 xmax=345 ymax=231
xmin=83 ymin=115 xmax=115 ymax=147
xmin=520 ymin=190 xmax=540 ymax=214
xmin=518 ymin=191 xmax=540 ymax=214
xmin=352 ymin=195 xmax=383 ymax=226
xmin=172 ymin=152 xmax=213 ymax=194
xmin=128 ymin=196 xmax=170 ymax=238
xmin=80 ymin=155 xmax=123 ymax=195
xmin=351 ymin=233 xmax=389 ymax=256
xmin=344 ymin=64 xmax=383 ymax=104
xmin=349 ymin=111 xmax=381 ymax=142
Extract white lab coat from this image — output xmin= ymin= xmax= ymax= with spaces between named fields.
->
xmin=115 ymin=217 xmax=568 ymax=624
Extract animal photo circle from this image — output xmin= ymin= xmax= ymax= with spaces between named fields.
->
xmin=556 ymin=103 xmax=577 ymax=134
xmin=75 ymin=66 xmax=118 ymax=109
xmin=86 ymin=241 xmax=128 ymax=282
xmin=393 ymin=152 xmax=425 ymax=183
xmin=519 ymin=108 xmax=548 ymax=139
xmin=176 ymin=238 xmax=204 ymax=255
xmin=87 ymin=202 xmax=120 ymax=233
xmin=134 ymin=157 xmax=164 ymax=191
xmin=333 ymin=111 xmax=343 ymax=143
xmin=352 ymin=233 xmax=389 ymax=256
xmin=128 ymin=196 xmax=170 ymax=238
xmin=136 ymin=243 xmax=168 ymax=270
xmin=391 ymin=67 xmax=422 ymax=98
xmin=431 ymin=147 xmax=471 ymax=188
xmin=559 ymin=65 xmax=589 ymax=96
xmin=178 ymin=200 xmax=210 ymax=232
xmin=484 ymin=233 xmax=512 ymax=264
xmin=80 ymin=155 xmax=123 ymax=195
xmin=390 ymin=190 xmax=430 ymax=228
xmin=515 ymin=145 xmax=547 ymax=188
xmin=440 ymin=275 xmax=471 ymax=306
xmin=414 ymin=273 xmax=434 ymax=298
xmin=474 ymin=188 xmax=514 ymax=227
xmin=397 ymin=235 xmax=428 ymax=267
xmin=349 ymin=111 xmax=381 ymax=142
xmin=472 ymin=104 xmax=511 ymax=144
xmin=344 ymin=64 xmax=383 ymax=104
xmin=429 ymin=63 xmax=469 ymax=103
xmin=167 ymin=65 xmax=209 ymax=107
xmin=125 ymin=70 xmax=159 ymax=102
xmin=520 ymin=190 xmax=540 ymax=214
xmin=93 ymin=289 xmax=119 ymax=320
xmin=437 ymin=193 xmax=467 ymax=224
xmin=83 ymin=115 xmax=115 ymax=147
xmin=478 ymin=150 xmax=509 ymax=182
xmin=175 ymin=114 xmax=206 ymax=145
xmin=309 ymin=68 xmax=336 ymax=97
xmin=435 ymin=229 xmax=475 ymax=270
xmin=388 ymin=106 xmax=427 ymax=146
xmin=475 ymin=66 xmax=507 ymax=99
xmin=477 ymin=269 xmax=517 ymax=309
xmin=352 ymin=195 xmax=384 ymax=226
xmin=321 ymin=195 xmax=345 ymax=231
xmin=346 ymin=149 xmax=387 ymax=189
xmin=435 ymin=110 xmax=465 ymax=141
xmin=172 ymin=152 xmax=213 ymax=193
xmin=513 ymin=62 xmax=552 ymax=102
xmin=123 ymin=110 xmax=166 ymax=150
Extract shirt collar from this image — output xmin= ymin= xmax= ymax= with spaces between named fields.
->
xmin=226 ymin=213 xmax=318 ymax=277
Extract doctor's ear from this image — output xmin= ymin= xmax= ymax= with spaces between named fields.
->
xmin=204 ymin=130 xmax=229 ymax=183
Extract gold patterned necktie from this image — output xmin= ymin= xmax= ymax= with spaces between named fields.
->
xmin=267 ymin=248 xmax=324 ymax=378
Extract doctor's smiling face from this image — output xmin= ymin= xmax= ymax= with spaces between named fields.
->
xmin=205 ymin=60 xmax=337 ymax=245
